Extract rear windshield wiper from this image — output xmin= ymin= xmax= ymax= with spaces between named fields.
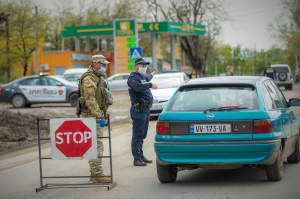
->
xmin=204 ymin=106 xmax=248 ymax=113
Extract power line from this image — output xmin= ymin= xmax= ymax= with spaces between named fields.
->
xmin=229 ymin=5 xmax=284 ymax=18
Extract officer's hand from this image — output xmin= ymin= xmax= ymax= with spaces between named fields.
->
xmin=152 ymin=83 xmax=158 ymax=90
xmin=151 ymin=70 xmax=156 ymax=77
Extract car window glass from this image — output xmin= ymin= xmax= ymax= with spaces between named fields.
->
xmin=272 ymin=67 xmax=289 ymax=73
xmin=184 ymin=74 xmax=189 ymax=81
xmin=47 ymin=78 xmax=61 ymax=86
xmin=110 ymin=75 xmax=130 ymax=80
xmin=64 ymin=74 xmax=81 ymax=83
xmin=264 ymin=81 xmax=284 ymax=108
xmin=262 ymin=82 xmax=276 ymax=110
xmin=270 ymin=81 xmax=288 ymax=108
xmin=19 ymin=78 xmax=40 ymax=86
xmin=167 ymin=85 xmax=258 ymax=111
xmin=151 ymin=76 xmax=181 ymax=89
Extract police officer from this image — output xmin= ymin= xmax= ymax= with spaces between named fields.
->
xmin=127 ymin=57 xmax=158 ymax=166
xmin=263 ymin=63 xmax=277 ymax=80
xmin=79 ymin=54 xmax=113 ymax=183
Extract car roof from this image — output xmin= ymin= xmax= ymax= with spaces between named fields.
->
xmin=183 ymin=76 xmax=268 ymax=86
xmin=153 ymin=72 xmax=186 ymax=78
xmin=271 ymin=64 xmax=290 ymax=67
xmin=63 ymin=68 xmax=88 ymax=74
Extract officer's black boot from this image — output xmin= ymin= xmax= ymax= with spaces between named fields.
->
xmin=141 ymin=156 xmax=153 ymax=163
xmin=133 ymin=159 xmax=147 ymax=166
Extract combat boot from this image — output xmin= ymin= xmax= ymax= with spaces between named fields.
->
xmin=91 ymin=172 xmax=111 ymax=183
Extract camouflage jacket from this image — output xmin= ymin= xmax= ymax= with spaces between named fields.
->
xmin=79 ymin=65 xmax=111 ymax=118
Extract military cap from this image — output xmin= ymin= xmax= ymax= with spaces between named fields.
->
xmin=92 ymin=55 xmax=110 ymax=64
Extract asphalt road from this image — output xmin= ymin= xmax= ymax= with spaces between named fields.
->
xmin=0 ymin=86 xmax=300 ymax=199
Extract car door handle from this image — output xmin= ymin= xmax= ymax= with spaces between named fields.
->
xmin=21 ymin=88 xmax=27 ymax=90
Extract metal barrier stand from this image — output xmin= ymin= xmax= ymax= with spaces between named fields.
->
xmin=36 ymin=115 xmax=117 ymax=192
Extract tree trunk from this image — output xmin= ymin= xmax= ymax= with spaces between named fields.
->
xmin=23 ymin=62 xmax=28 ymax=77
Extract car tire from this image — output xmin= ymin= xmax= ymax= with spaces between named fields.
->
xmin=278 ymin=72 xmax=287 ymax=81
xmin=289 ymin=84 xmax=293 ymax=90
xmin=266 ymin=145 xmax=283 ymax=181
xmin=69 ymin=93 xmax=78 ymax=107
xmin=287 ymin=138 xmax=299 ymax=163
xmin=156 ymin=159 xmax=177 ymax=183
xmin=11 ymin=94 xmax=26 ymax=108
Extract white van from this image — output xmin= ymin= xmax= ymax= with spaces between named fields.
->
xmin=62 ymin=68 xmax=88 ymax=85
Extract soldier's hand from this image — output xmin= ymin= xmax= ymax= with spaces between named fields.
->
xmin=152 ymin=83 xmax=158 ymax=90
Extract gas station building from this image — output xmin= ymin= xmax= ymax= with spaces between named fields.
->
xmin=36 ymin=20 xmax=205 ymax=77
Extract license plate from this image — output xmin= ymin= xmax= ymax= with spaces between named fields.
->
xmin=190 ymin=124 xmax=231 ymax=133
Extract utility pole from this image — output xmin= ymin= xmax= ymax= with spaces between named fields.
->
xmin=35 ymin=6 xmax=39 ymax=75
xmin=0 ymin=13 xmax=10 ymax=79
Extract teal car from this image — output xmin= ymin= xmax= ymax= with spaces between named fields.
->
xmin=154 ymin=76 xmax=300 ymax=183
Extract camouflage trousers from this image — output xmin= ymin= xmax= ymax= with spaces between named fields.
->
xmin=89 ymin=124 xmax=104 ymax=174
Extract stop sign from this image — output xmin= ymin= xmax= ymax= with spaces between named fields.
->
xmin=55 ymin=120 xmax=93 ymax=158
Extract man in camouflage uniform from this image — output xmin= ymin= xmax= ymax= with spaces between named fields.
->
xmin=79 ymin=54 xmax=113 ymax=183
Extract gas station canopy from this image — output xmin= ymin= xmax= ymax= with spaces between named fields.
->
xmin=62 ymin=21 xmax=206 ymax=38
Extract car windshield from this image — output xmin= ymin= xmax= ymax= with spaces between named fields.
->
xmin=167 ymin=85 xmax=259 ymax=112
xmin=273 ymin=67 xmax=289 ymax=73
xmin=63 ymin=74 xmax=83 ymax=83
xmin=151 ymin=76 xmax=181 ymax=89
xmin=50 ymin=76 xmax=77 ymax=86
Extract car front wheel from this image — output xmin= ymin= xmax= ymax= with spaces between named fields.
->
xmin=156 ymin=159 xmax=177 ymax=183
xmin=266 ymin=145 xmax=283 ymax=181
xmin=11 ymin=94 xmax=26 ymax=108
xmin=287 ymin=138 xmax=299 ymax=163
xmin=69 ymin=93 xmax=78 ymax=107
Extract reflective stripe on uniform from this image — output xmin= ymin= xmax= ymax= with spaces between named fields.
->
xmin=265 ymin=68 xmax=275 ymax=73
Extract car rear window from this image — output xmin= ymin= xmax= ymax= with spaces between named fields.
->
xmin=167 ymin=85 xmax=259 ymax=112
xmin=272 ymin=67 xmax=289 ymax=73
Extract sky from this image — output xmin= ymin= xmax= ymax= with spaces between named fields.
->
xmin=220 ymin=0 xmax=284 ymax=50
xmin=31 ymin=0 xmax=284 ymax=50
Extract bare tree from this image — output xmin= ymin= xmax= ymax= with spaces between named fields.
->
xmin=269 ymin=0 xmax=300 ymax=69
xmin=145 ymin=0 xmax=229 ymax=76
xmin=42 ymin=0 xmax=144 ymax=51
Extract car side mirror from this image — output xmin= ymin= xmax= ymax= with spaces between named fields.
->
xmin=289 ymin=98 xmax=300 ymax=106
xmin=56 ymin=82 xmax=63 ymax=86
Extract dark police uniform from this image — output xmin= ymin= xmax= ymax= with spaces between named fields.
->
xmin=263 ymin=66 xmax=276 ymax=80
xmin=127 ymin=72 xmax=153 ymax=162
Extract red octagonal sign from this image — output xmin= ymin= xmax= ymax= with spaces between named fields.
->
xmin=55 ymin=120 xmax=92 ymax=158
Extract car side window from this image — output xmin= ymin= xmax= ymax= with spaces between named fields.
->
xmin=270 ymin=81 xmax=288 ymax=108
xmin=262 ymin=82 xmax=276 ymax=110
xmin=264 ymin=81 xmax=284 ymax=109
xmin=184 ymin=74 xmax=189 ymax=81
xmin=19 ymin=78 xmax=40 ymax=86
xmin=112 ymin=76 xmax=123 ymax=81
xmin=47 ymin=78 xmax=61 ymax=86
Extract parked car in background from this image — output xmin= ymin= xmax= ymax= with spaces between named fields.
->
xmin=150 ymin=72 xmax=189 ymax=117
xmin=62 ymin=68 xmax=87 ymax=85
xmin=272 ymin=64 xmax=293 ymax=90
xmin=154 ymin=76 xmax=300 ymax=183
xmin=0 ymin=74 xmax=78 ymax=108
xmin=107 ymin=73 xmax=130 ymax=91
